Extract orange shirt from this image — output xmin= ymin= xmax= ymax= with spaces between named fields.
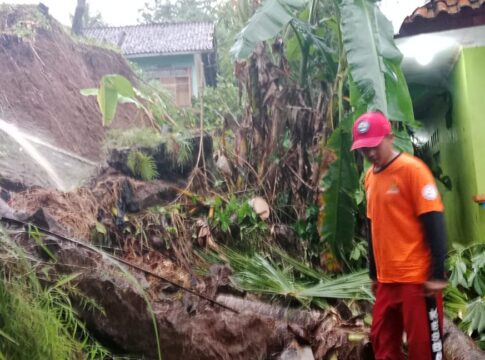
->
xmin=365 ymin=153 xmax=444 ymax=283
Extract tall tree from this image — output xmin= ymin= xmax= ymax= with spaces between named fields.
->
xmin=71 ymin=0 xmax=86 ymax=35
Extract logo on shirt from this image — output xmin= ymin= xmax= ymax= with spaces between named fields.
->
xmin=357 ymin=120 xmax=370 ymax=134
xmin=422 ymin=184 xmax=438 ymax=200
xmin=386 ymin=183 xmax=400 ymax=195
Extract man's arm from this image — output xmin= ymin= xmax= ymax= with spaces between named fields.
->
xmin=419 ymin=211 xmax=447 ymax=281
xmin=366 ymin=219 xmax=377 ymax=280
xmin=420 ymin=211 xmax=448 ymax=294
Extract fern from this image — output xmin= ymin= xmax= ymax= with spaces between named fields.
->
xmin=127 ymin=150 xmax=159 ymax=180
xmin=166 ymin=134 xmax=193 ymax=166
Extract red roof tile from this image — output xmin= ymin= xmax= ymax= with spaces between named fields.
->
xmin=404 ymin=0 xmax=485 ymax=22
xmin=399 ymin=0 xmax=485 ymax=36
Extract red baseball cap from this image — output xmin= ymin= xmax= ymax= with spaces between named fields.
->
xmin=350 ymin=112 xmax=391 ymax=150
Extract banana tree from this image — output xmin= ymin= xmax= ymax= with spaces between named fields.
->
xmin=231 ymin=0 xmax=415 ymax=264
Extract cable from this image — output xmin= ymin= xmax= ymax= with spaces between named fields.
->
xmin=0 ymin=216 xmax=239 ymax=314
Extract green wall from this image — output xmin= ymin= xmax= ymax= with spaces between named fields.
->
xmin=424 ymin=47 xmax=485 ymax=244
xmin=129 ymin=54 xmax=199 ymax=97
xmin=411 ymin=47 xmax=485 ymax=244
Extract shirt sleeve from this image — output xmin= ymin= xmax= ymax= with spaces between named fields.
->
xmin=410 ymin=160 xmax=444 ymax=215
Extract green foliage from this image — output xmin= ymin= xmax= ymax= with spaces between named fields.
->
xmin=230 ymin=0 xmax=309 ymax=59
xmin=81 ymin=74 xmax=137 ymax=126
xmin=104 ymin=128 xmax=163 ymax=149
xmin=292 ymin=203 xmax=320 ymax=261
xmin=127 ymin=150 xmax=159 ymax=180
xmin=210 ymin=196 xmax=269 ymax=251
xmin=0 ymin=229 xmax=111 ymax=360
xmin=321 ymin=122 xmax=359 ymax=263
xmin=207 ymin=247 xmax=372 ymax=307
xmin=447 ymin=244 xmax=485 ymax=346
xmin=193 ymin=77 xmax=241 ymax=129
xmin=339 ymin=0 xmax=414 ymax=124
xmin=165 ymin=133 xmax=194 ymax=166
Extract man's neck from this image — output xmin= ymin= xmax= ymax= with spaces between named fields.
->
xmin=374 ymin=149 xmax=400 ymax=172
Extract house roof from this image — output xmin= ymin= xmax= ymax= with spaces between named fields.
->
xmin=399 ymin=0 xmax=485 ymax=36
xmin=84 ymin=22 xmax=215 ymax=57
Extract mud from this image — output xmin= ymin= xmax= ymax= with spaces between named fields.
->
xmin=0 ymin=5 xmax=148 ymax=162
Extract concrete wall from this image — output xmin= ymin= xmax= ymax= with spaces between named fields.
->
xmin=129 ymin=53 xmax=200 ymax=97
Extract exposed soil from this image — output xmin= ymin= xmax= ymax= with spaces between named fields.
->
xmin=1 ymin=5 xmax=483 ymax=360
xmin=0 ymin=5 xmax=148 ymax=161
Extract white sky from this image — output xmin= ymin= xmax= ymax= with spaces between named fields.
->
xmin=0 ymin=0 xmax=145 ymax=26
xmin=0 ymin=0 xmax=428 ymax=31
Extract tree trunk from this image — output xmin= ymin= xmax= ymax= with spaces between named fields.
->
xmin=71 ymin=0 xmax=86 ymax=36
xmin=443 ymin=318 xmax=485 ymax=360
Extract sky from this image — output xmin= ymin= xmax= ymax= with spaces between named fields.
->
xmin=0 ymin=0 xmax=146 ymax=26
xmin=0 ymin=0 xmax=427 ymax=31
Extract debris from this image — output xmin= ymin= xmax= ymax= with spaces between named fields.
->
xmin=249 ymin=196 xmax=270 ymax=220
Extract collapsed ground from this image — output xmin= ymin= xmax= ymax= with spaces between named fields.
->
xmin=0 ymin=4 xmax=483 ymax=360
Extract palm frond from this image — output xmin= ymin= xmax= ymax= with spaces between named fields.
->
xmin=221 ymin=247 xmax=372 ymax=307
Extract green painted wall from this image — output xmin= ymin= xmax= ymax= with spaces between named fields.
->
xmin=459 ymin=47 xmax=485 ymax=243
xmin=422 ymin=47 xmax=485 ymax=244
xmin=129 ymin=54 xmax=199 ymax=97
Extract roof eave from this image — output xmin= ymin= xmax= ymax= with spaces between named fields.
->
xmin=125 ymin=49 xmax=215 ymax=58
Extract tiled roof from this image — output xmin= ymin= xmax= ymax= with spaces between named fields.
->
xmin=84 ymin=22 xmax=215 ymax=56
xmin=399 ymin=0 xmax=485 ymax=35
xmin=404 ymin=0 xmax=485 ymax=21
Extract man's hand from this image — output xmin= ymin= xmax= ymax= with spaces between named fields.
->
xmin=424 ymin=280 xmax=447 ymax=296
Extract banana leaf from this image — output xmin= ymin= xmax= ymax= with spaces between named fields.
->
xmin=321 ymin=120 xmax=359 ymax=262
xmin=230 ymin=0 xmax=309 ymax=59
xmin=339 ymin=0 xmax=415 ymax=125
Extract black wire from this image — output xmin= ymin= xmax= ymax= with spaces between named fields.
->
xmin=1 ymin=216 xmax=239 ymax=314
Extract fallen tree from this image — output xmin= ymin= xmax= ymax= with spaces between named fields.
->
xmin=2 ymin=216 xmax=484 ymax=359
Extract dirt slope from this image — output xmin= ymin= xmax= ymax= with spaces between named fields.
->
xmin=0 ymin=4 xmax=147 ymax=161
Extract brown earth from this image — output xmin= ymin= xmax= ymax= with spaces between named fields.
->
xmin=0 ymin=4 xmax=148 ymax=161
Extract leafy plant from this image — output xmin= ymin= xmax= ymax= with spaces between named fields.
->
xmin=206 ymin=247 xmax=372 ymax=307
xmin=210 ymin=196 xmax=269 ymax=249
xmin=321 ymin=121 xmax=359 ymax=263
xmin=127 ymin=150 xmax=159 ymax=180
xmin=447 ymin=243 xmax=485 ymax=346
xmin=81 ymin=74 xmax=137 ymax=126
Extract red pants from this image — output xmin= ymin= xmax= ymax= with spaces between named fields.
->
xmin=371 ymin=283 xmax=444 ymax=360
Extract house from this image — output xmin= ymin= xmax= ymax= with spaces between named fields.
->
xmin=396 ymin=0 xmax=485 ymax=244
xmin=84 ymin=22 xmax=217 ymax=107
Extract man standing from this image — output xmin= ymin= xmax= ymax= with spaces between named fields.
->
xmin=350 ymin=111 xmax=448 ymax=360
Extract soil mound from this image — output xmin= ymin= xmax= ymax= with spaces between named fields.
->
xmin=0 ymin=4 xmax=147 ymax=162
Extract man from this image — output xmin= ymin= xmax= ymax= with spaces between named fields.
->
xmin=350 ymin=111 xmax=447 ymax=360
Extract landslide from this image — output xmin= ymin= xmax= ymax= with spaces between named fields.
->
xmin=0 ymin=4 xmax=148 ymax=162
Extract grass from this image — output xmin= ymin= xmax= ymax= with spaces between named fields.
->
xmin=0 ymin=225 xmax=163 ymax=359
xmin=0 ymin=228 xmax=110 ymax=360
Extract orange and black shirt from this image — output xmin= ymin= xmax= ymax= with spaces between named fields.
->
xmin=365 ymin=153 xmax=444 ymax=284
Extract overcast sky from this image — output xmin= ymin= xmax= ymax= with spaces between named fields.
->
xmin=0 ymin=0 xmax=145 ymax=26
xmin=0 ymin=0 xmax=427 ymax=31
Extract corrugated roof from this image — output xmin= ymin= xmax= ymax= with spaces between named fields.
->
xmin=403 ymin=0 xmax=485 ymax=23
xmin=84 ymin=22 xmax=215 ymax=56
